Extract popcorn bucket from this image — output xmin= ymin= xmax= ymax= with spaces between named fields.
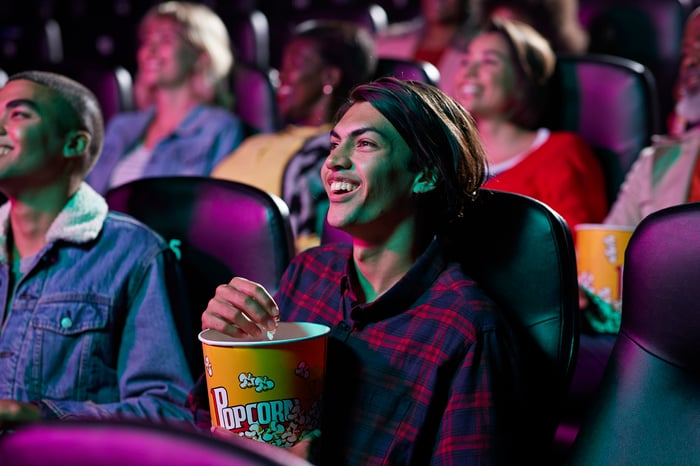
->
xmin=199 ymin=322 xmax=330 ymax=447
xmin=575 ymin=224 xmax=634 ymax=312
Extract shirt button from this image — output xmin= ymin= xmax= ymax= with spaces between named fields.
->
xmin=60 ymin=317 xmax=73 ymax=329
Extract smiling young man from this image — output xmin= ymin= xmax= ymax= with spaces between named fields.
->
xmin=0 ymin=71 xmax=193 ymax=429
xmin=200 ymin=77 xmax=524 ymax=464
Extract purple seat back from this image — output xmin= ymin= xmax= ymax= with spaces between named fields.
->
xmin=569 ymin=201 xmax=700 ymax=464
xmin=0 ymin=420 xmax=311 ymax=466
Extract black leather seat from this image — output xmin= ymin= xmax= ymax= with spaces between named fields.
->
xmin=567 ymin=201 xmax=700 ymax=465
xmin=578 ymin=0 xmax=689 ymax=132
xmin=231 ymin=62 xmax=281 ymax=135
xmin=322 ymin=188 xmax=580 ymax=460
xmin=374 ymin=57 xmax=441 ymax=86
xmin=106 ymin=176 xmax=295 ymax=378
xmin=222 ymin=9 xmax=271 ymax=71
xmin=48 ymin=61 xmax=134 ymax=124
xmin=545 ymin=53 xmax=660 ymax=204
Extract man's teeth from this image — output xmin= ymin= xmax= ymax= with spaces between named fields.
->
xmin=330 ymin=181 xmax=357 ymax=193
xmin=0 ymin=147 xmax=11 ymax=155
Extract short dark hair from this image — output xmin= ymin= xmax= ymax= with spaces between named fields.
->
xmin=335 ymin=77 xmax=487 ymax=230
xmin=293 ymin=20 xmax=377 ymax=118
xmin=8 ymin=70 xmax=104 ymax=173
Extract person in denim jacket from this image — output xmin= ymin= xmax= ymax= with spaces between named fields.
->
xmin=85 ymin=2 xmax=244 ymax=196
xmin=0 ymin=71 xmax=193 ymax=428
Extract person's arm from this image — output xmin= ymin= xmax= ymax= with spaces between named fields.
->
xmin=604 ymin=148 xmax=653 ymax=226
xmin=205 ymin=113 xmax=246 ymax=173
xmin=539 ymin=135 xmax=608 ymax=229
xmin=431 ymin=326 xmax=521 ymax=465
xmin=35 ymin=248 xmax=194 ymax=423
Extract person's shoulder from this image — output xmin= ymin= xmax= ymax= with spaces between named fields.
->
xmin=542 ymin=130 xmax=597 ymax=161
xmin=190 ymin=106 xmax=242 ymax=129
xmin=102 ymin=211 xmax=168 ymax=250
xmin=545 ymin=130 xmax=590 ymax=148
xmin=431 ymin=263 xmax=506 ymax=332
xmin=105 ymin=109 xmax=151 ymax=131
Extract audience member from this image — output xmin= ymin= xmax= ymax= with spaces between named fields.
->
xmin=85 ymin=1 xmax=244 ymax=196
xmin=196 ymin=78 xmax=527 ymax=464
xmin=211 ymin=20 xmax=377 ymax=252
xmin=375 ymin=0 xmax=471 ymax=67
xmin=0 ymin=71 xmax=193 ymax=429
xmin=374 ymin=0 xmax=474 ymax=99
xmin=453 ymin=17 xmax=607 ymax=231
xmin=570 ymin=6 xmax=700 ymax=406
xmin=606 ymin=5 xmax=700 ymax=229
xmin=469 ymin=0 xmax=588 ymax=55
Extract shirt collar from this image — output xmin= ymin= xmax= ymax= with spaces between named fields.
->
xmin=0 ymin=182 xmax=108 ymax=263
xmin=344 ymin=237 xmax=447 ymax=326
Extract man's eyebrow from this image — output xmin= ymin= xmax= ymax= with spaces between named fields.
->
xmin=330 ymin=126 xmax=387 ymax=139
xmin=6 ymin=99 xmax=39 ymax=112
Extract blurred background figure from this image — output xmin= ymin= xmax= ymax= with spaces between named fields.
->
xmin=86 ymin=1 xmax=244 ymax=195
xmin=375 ymin=0 xmax=471 ymax=69
xmin=374 ymin=0 xmax=473 ymax=98
xmin=469 ymin=0 xmax=588 ymax=54
xmin=453 ymin=17 xmax=607 ymax=231
xmin=606 ymin=5 xmax=700 ymax=229
xmin=211 ymin=20 xmax=377 ymax=252
xmin=669 ymin=6 xmax=700 ymax=137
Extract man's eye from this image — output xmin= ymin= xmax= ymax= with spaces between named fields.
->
xmin=10 ymin=110 xmax=30 ymax=119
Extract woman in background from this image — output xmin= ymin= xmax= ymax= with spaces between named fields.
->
xmin=454 ymin=17 xmax=606 ymax=231
xmin=86 ymin=1 xmax=244 ymax=195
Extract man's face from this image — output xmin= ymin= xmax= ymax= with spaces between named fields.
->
xmin=321 ymin=102 xmax=419 ymax=238
xmin=679 ymin=14 xmax=700 ymax=98
xmin=0 ymin=79 xmax=67 ymax=185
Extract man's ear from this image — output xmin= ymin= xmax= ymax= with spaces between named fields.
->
xmin=412 ymin=168 xmax=438 ymax=194
xmin=63 ymin=130 xmax=91 ymax=158
xmin=322 ymin=66 xmax=342 ymax=90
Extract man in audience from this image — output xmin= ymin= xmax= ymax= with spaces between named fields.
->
xmin=0 ymin=71 xmax=192 ymax=429
xmin=605 ymin=6 xmax=700 ymax=227
xmin=570 ymin=5 xmax=700 ymax=421
xmin=199 ymin=78 xmax=528 ymax=464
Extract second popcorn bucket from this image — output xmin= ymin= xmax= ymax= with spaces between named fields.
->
xmin=199 ymin=322 xmax=331 ymax=447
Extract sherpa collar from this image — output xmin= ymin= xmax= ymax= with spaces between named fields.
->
xmin=0 ymin=182 xmax=108 ymax=263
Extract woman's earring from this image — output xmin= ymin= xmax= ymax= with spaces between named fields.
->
xmin=322 ymin=84 xmax=334 ymax=95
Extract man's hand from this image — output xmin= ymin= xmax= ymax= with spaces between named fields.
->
xmin=0 ymin=400 xmax=40 ymax=429
xmin=202 ymin=277 xmax=280 ymax=338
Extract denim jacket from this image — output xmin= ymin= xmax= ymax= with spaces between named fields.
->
xmin=86 ymin=105 xmax=244 ymax=195
xmin=0 ymin=183 xmax=193 ymax=423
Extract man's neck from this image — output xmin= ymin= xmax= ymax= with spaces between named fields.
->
xmin=7 ymin=184 xmax=73 ymax=259
xmin=350 ymin=219 xmax=424 ymax=303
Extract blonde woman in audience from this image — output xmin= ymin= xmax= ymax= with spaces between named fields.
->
xmin=212 ymin=20 xmax=376 ymax=252
xmin=454 ymin=17 xmax=607 ymax=231
xmin=86 ymin=1 xmax=244 ymax=195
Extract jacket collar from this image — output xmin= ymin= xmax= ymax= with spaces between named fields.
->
xmin=0 ymin=182 xmax=108 ymax=263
